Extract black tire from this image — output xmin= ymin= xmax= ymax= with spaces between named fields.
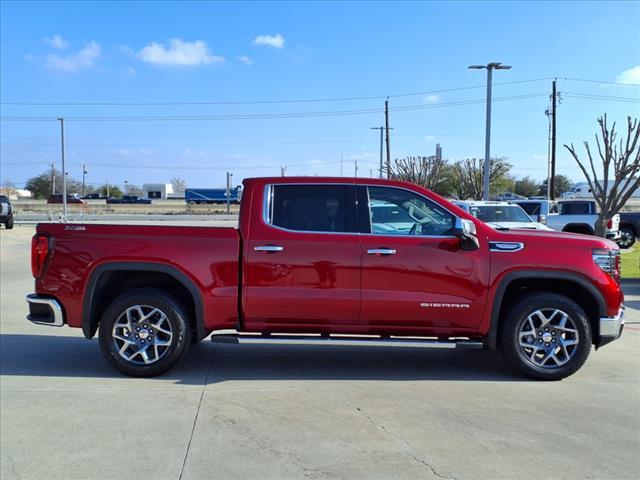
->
xmin=98 ymin=288 xmax=192 ymax=377
xmin=499 ymin=292 xmax=592 ymax=381
xmin=6 ymin=217 xmax=14 ymax=229
xmin=618 ymin=226 xmax=636 ymax=249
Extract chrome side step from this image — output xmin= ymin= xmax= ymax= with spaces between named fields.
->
xmin=210 ymin=333 xmax=484 ymax=350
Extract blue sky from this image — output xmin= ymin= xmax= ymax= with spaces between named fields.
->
xmin=1 ymin=0 xmax=639 ymax=191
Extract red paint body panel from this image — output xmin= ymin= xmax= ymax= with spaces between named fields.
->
xmin=33 ymin=176 xmax=624 ymax=341
xmin=34 ymin=224 xmax=240 ymax=332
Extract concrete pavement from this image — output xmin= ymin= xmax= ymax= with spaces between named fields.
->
xmin=1 ymin=225 xmax=639 ymax=479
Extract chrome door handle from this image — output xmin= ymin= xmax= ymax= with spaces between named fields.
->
xmin=367 ymin=248 xmax=396 ymax=255
xmin=254 ymin=245 xmax=284 ymax=252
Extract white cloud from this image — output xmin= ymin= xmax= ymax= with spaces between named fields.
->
xmin=45 ymin=41 xmax=101 ymax=72
xmin=136 ymin=39 xmax=224 ymax=67
xmin=44 ymin=35 xmax=69 ymax=49
xmin=253 ymin=33 xmax=285 ymax=48
xmin=424 ymin=94 xmax=440 ymax=103
xmin=237 ymin=55 xmax=254 ymax=66
xmin=616 ymin=66 xmax=640 ymax=85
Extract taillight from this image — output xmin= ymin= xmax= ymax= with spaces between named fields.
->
xmin=31 ymin=234 xmax=51 ymax=279
xmin=592 ymin=248 xmax=620 ymax=282
xmin=607 ymin=219 xmax=613 ymax=229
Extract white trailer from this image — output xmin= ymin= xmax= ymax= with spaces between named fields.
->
xmin=562 ymin=180 xmax=639 ymax=199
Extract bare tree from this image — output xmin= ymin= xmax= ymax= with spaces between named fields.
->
xmin=2 ymin=180 xmax=17 ymax=198
xmin=451 ymin=157 xmax=512 ymax=200
xmin=170 ymin=177 xmax=187 ymax=192
xmin=386 ymin=156 xmax=452 ymax=195
xmin=565 ymin=115 xmax=640 ymax=236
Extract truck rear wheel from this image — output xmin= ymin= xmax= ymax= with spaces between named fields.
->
xmin=5 ymin=217 xmax=13 ymax=229
xmin=98 ymin=288 xmax=192 ymax=377
xmin=618 ymin=226 xmax=636 ymax=249
xmin=499 ymin=292 xmax=592 ymax=381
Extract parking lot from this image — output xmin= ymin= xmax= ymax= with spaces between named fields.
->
xmin=1 ymin=224 xmax=639 ymax=480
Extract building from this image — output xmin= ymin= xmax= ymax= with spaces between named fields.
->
xmin=142 ymin=183 xmax=174 ymax=200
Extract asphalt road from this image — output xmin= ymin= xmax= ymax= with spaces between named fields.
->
xmin=1 ymin=225 xmax=639 ymax=480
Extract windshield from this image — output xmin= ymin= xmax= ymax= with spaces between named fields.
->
xmin=471 ymin=205 xmax=532 ymax=223
xmin=517 ymin=202 xmax=540 ymax=215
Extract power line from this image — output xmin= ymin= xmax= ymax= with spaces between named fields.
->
xmin=0 ymin=93 xmax=549 ymax=123
xmin=560 ymin=77 xmax=640 ymax=87
xmin=562 ymin=92 xmax=640 ymax=103
xmin=0 ymin=78 xmax=553 ymax=106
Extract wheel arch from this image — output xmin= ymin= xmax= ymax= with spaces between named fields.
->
xmin=82 ymin=262 xmax=207 ymax=341
xmin=486 ymin=270 xmax=606 ymax=350
xmin=562 ymin=223 xmax=594 ymax=235
xmin=620 ymin=221 xmax=638 ymax=236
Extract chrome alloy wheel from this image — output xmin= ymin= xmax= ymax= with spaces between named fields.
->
xmin=618 ymin=229 xmax=634 ymax=249
xmin=112 ymin=305 xmax=173 ymax=365
xmin=518 ymin=308 xmax=579 ymax=368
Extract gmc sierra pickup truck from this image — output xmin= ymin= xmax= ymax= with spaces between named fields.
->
xmin=27 ymin=177 xmax=625 ymax=380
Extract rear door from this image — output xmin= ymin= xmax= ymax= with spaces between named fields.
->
xmin=359 ymin=185 xmax=489 ymax=334
xmin=243 ymin=183 xmax=362 ymax=329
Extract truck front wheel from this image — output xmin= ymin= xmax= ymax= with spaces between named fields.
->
xmin=98 ymin=288 xmax=192 ymax=377
xmin=499 ymin=293 xmax=592 ymax=380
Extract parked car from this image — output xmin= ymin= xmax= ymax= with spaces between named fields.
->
xmin=513 ymin=199 xmax=559 ymax=225
xmin=27 ymin=177 xmax=624 ymax=381
xmin=546 ymin=200 xmax=621 ymax=241
xmin=47 ymin=195 xmax=86 ymax=204
xmin=493 ymin=192 xmax=527 ymax=201
xmin=454 ymin=201 xmax=552 ymax=231
xmin=0 ymin=194 xmax=14 ymax=229
xmin=618 ymin=212 xmax=640 ymax=249
xmin=107 ymin=195 xmax=152 ymax=204
xmin=81 ymin=193 xmax=112 ymax=200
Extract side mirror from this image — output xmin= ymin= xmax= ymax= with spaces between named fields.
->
xmin=453 ymin=218 xmax=480 ymax=251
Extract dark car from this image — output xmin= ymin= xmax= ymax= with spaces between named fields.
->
xmin=47 ymin=195 xmax=86 ymax=204
xmin=619 ymin=212 xmax=640 ymax=249
xmin=0 ymin=194 xmax=14 ymax=229
xmin=107 ymin=195 xmax=152 ymax=204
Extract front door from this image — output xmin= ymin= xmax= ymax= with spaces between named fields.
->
xmin=243 ymin=183 xmax=362 ymax=330
xmin=359 ymin=185 xmax=489 ymax=335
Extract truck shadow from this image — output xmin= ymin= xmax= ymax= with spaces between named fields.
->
xmin=0 ymin=334 xmax=527 ymax=383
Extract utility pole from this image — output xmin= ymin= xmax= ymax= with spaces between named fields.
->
xmin=82 ymin=164 xmax=87 ymax=197
xmin=106 ymin=180 xmax=110 ymax=198
xmin=550 ymin=79 xmax=557 ymax=200
xmin=468 ymin=62 xmax=512 ymax=200
xmin=384 ymin=99 xmax=391 ymax=178
xmin=50 ymin=162 xmax=56 ymax=195
xmin=354 ymin=160 xmax=358 ymax=178
xmin=57 ymin=118 xmax=67 ymax=220
xmin=280 ymin=165 xmax=286 ymax=177
xmin=226 ymin=172 xmax=232 ymax=215
xmin=371 ymin=126 xmax=384 ymax=178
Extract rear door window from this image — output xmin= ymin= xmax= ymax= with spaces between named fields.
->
xmin=268 ymin=184 xmax=357 ymax=233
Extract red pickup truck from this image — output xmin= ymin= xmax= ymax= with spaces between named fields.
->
xmin=27 ymin=177 xmax=624 ymax=380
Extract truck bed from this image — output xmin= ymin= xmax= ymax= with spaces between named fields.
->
xmin=34 ymin=223 xmax=241 ymax=335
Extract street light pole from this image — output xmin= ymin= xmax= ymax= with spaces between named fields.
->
xmin=468 ymin=62 xmax=511 ymax=200
xmin=57 ymin=118 xmax=67 ymax=220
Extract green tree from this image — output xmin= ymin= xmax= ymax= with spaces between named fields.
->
xmin=100 ymin=184 xmax=123 ymax=198
xmin=451 ymin=157 xmax=512 ymax=200
xmin=24 ymin=169 xmax=84 ymax=198
xmin=386 ymin=156 xmax=454 ymax=196
xmin=25 ymin=171 xmax=56 ymax=199
xmin=537 ymin=175 xmax=573 ymax=198
xmin=514 ymin=176 xmax=539 ymax=198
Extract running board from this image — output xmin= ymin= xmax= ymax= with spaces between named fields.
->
xmin=210 ymin=333 xmax=484 ymax=350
